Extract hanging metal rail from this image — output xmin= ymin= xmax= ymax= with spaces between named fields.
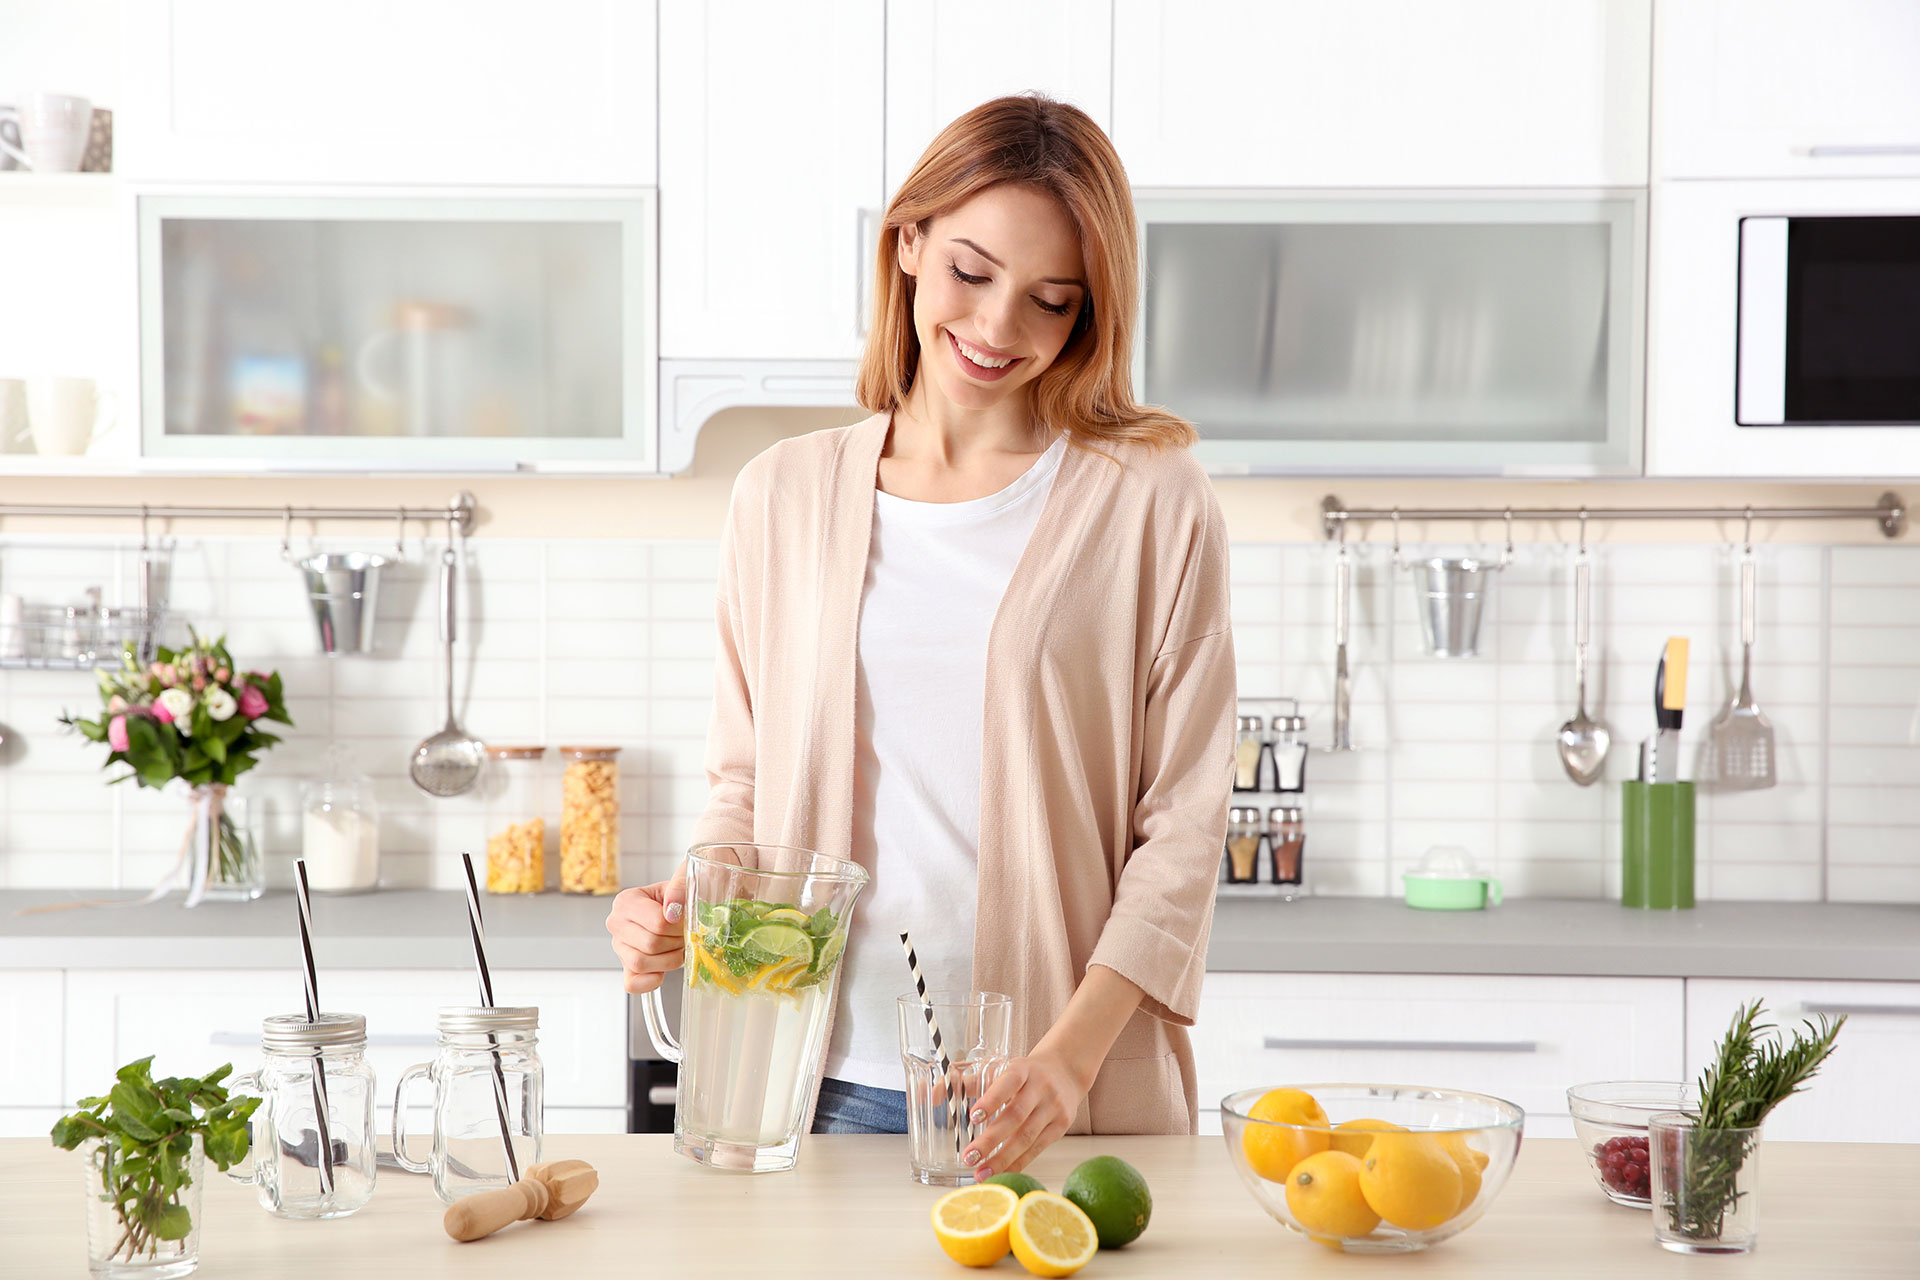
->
xmin=1320 ymin=492 xmax=1906 ymax=541
xmin=0 ymin=491 xmax=478 ymax=539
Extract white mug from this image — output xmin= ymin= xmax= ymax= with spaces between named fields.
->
xmin=0 ymin=379 xmax=28 ymax=452
xmin=0 ymin=92 xmax=93 ymax=173
xmin=26 ymin=377 xmax=117 ymax=456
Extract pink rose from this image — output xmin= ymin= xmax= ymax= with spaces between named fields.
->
xmin=238 ymin=684 xmax=269 ymax=720
xmin=215 ymin=667 xmax=231 ymax=683
xmin=153 ymin=699 xmax=174 ymax=725
xmin=107 ymin=694 xmax=127 ymax=714
xmin=108 ymin=715 xmax=129 ymax=752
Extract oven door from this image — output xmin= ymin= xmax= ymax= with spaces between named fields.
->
xmin=1739 ymin=214 xmax=1920 ymax=426
xmin=1649 ymin=177 xmax=1920 ymax=477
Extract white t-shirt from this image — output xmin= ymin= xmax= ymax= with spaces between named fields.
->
xmin=824 ymin=435 xmax=1067 ymax=1089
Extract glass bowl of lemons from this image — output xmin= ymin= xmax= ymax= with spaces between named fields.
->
xmin=1220 ymin=1083 xmax=1526 ymax=1254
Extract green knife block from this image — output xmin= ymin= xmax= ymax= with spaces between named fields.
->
xmin=1621 ymin=781 xmax=1694 ymax=909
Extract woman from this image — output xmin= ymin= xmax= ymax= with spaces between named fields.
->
xmin=609 ymin=94 xmax=1234 ymax=1175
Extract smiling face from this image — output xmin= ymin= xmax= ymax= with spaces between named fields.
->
xmin=896 ymin=183 xmax=1089 ymax=416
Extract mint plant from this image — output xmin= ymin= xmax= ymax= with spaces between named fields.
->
xmin=51 ymin=1057 xmax=261 ymax=1266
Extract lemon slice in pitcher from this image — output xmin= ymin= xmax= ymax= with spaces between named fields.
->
xmin=762 ymin=907 xmax=811 ymax=927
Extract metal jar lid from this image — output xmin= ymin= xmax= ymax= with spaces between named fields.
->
xmin=1274 ymin=713 xmax=1307 ymax=734
xmin=438 ymin=1006 xmax=540 ymax=1036
xmin=1268 ymin=806 xmax=1305 ymax=823
xmin=261 ymin=1012 xmax=368 ymax=1052
xmin=1236 ymin=714 xmax=1264 ymax=732
xmin=1228 ymin=806 xmax=1265 ymax=824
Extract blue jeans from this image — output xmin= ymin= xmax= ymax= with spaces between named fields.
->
xmin=812 ymin=1077 xmax=910 ymax=1135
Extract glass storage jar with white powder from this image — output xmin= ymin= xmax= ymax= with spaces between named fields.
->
xmin=302 ymin=747 xmax=380 ymax=892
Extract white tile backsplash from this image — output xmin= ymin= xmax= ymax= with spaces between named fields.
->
xmin=2 ymin=533 xmax=1918 ymax=903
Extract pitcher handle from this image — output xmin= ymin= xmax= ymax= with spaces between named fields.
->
xmin=390 ymin=1061 xmax=433 ymax=1174
xmin=640 ymin=985 xmax=682 ymax=1064
xmin=224 ymin=1069 xmax=266 ymax=1186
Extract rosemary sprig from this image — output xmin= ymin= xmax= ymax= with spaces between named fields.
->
xmin=1665 ymin=1000 xmax=1844 ymax=1241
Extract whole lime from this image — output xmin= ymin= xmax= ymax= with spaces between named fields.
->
xmin=980 ymin=1171 xmax=1046 ymax=1198
xmin=1062 ymin=1155 xmax=1152 ymax=1249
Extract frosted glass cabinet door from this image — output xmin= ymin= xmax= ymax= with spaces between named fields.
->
xmin=1135 ymin=192 xmax=1644 ymax=475
xmin=138 ymin=191 xmax=656 ymax=468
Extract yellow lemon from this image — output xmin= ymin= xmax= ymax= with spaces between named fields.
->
xmin=1285 ymin=1150 xmax=1382 ymax=1239
xmin=1009 ymin=1191 xmax=1100 ymax=1278
xmin=1240 ymin=1088 xmax=1331 ymax=1183
xmin=931 ymin=1183 xmax=1018 ymax=1268
xmin=1435 ymin=1132 xmax=1485 ymax=1218
xmin=1329 ymin=1117 xmax=1405 ymax=1160
xmin=1358 ymin=1133 xmax=1464 ymax=1232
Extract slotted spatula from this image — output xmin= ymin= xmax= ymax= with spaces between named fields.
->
xmin=1710 ymin=550 xmax=1776 ymax=789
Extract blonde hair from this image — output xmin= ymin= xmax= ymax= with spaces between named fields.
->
xmin=856 ymin=94 xmax=1195 ymax=451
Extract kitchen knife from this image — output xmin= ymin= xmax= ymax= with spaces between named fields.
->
xmin=1651 ymin=637 xmax=1689 ymax=783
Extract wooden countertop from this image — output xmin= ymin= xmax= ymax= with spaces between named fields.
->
xmin=4 ymin=1134 xmax=1915 ymax=1277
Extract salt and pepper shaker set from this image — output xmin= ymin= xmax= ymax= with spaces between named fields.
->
xmin=1226 ymin=698 xmax=1309 ymax=897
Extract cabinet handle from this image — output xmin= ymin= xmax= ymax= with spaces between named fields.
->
xmin=647 ymin=1084 xmax=678 ymax=1107
xmin=1263 ymin=1037 xmax=1539 ymax=1054
xmin=1807 ymin=144 xmax=1920 ymax=158
xmin=854 ymin=206 xmax=879 ymax=340
xmin=1797 ymin=1002 xmax=1920 ymax=1018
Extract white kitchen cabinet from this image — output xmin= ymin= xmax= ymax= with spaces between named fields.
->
xmin=658 ymin=0 xmax=885 ymax=361
xmin=62 ymin=969 xmax=628 ymax=1133
xmin=1193 ymin=973 xmax=1685 ymax=1139
xmin=117 ymin=0 xmax=658 ymax=186
xmin=1655 ymin=0 xmax=1920 ymax=180
xmin=1686 ymin=979 xmax=1920 ymax=1143
xmin=883 ymin=0 xmax=1113 ymax=200
xmin=0 ymin=971 xmax=65 ymax=1137
xmin=1111 ymin=0 xmax=1650 ymax=188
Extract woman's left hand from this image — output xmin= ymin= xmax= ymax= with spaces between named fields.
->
xmin=962 ymin=1049 xmax=1087 ymax=1178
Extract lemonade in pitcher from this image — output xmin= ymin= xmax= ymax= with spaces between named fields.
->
xmin=641 ymin=843 xmax=867 ymax=1173
xmin=679 ymin=900 xmax=845 ymax=1148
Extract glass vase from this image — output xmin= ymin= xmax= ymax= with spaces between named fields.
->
xmin=1649 ymin=1111 xmax=1763 ymax=1255
xmin=83 ymin=1133 xmax=204 ymax=1279
xmin=190 ymin=784 xmax=263 ymax=903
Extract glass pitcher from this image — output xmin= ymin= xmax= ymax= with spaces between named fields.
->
xmin=641 ymin=842 xmax=868 ymax=1173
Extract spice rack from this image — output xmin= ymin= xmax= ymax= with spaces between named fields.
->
xmin=1221 ymin=696 xmax=1309 ymax=899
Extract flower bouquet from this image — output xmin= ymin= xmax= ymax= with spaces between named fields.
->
xmin=62 ymin=632 xmax=293 ymax=904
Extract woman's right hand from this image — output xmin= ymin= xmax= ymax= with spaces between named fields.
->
xmin=606 ymin=862 xmax=689 ymax=994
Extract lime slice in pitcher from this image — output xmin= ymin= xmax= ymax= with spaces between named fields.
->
xmin=811 ymin=930 xmax=846 ymax=976
xmin=740 ymin=925 xmax=813 ymax=967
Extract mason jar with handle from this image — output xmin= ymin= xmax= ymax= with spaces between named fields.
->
xmin=391 ymin=1007 xmax=543 ymax=1205
xmin=227 ymin=1013 xmax=377 ymax=1219
xmin=640 ymin=842 xmax=868 ymax=1173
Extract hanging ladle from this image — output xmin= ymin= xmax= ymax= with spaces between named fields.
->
xmin=409 ymin=543 xmax=485 ymax=797
xmin=1556 ymin=515 xmax=1610 ymax=786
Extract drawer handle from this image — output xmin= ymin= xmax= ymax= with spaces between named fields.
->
xmin=1798 ymin=1002 xmax=1920 ymax=1019
xmin=647 ymin=1085 xmax=678 ymax=1108
xmin=1263 ymin=1037 xmax=1539 ymax=1054
xmin=1807 ymin=144 xmax=1920 ymax=158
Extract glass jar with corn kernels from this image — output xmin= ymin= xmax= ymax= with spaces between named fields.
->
xmin=482 ymin=746 xmax=548 ymax=894
xmin=559 ymin=745 xmax=621 ymax=895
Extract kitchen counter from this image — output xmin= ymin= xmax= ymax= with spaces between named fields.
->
xmin=2 ymin=1134 xmax=1914 ymax=1277
xmin=4 ymin=891 xmax=1918 ymax=982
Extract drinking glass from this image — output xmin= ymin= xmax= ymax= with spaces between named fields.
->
xmin=1649 ymin=1111 xmax=1763 ymax=1255
xmin=897 ymin=990 xmax=1011 ymax=1185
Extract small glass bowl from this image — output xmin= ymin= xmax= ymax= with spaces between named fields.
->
xmin=1566 ymin=1080 xmax=1699 ymax=1207
xmin=1220 ymin=1083 xmax=1525 ymax=1254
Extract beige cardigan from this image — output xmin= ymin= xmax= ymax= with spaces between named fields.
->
xmin=690 ymin=411 xmax=1236 ymax=1134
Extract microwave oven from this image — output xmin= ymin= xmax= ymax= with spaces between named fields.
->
xmin=1738 ymin=214 xmax=1920 ymax=426
xmin=1649 ymin=177 xmax=1920 ymax=477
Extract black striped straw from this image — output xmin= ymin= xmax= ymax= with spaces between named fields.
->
xmin=461 ymin=853 xmax=521 ymax=1183
xmin=293 ymin=860 xmax=335 ymax=1196
xmin=898 ymin=931 xmax=964 ymax=1155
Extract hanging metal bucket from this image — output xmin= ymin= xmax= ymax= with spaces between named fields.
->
xmin=1415 ymin=557 xmax=1497 ymax=658
xmin=297 ymin=552 xmax=388 ymax=654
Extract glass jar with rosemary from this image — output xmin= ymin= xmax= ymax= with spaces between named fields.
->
xmin=1651 ymin=1000 xmax=1844 ymax=1255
